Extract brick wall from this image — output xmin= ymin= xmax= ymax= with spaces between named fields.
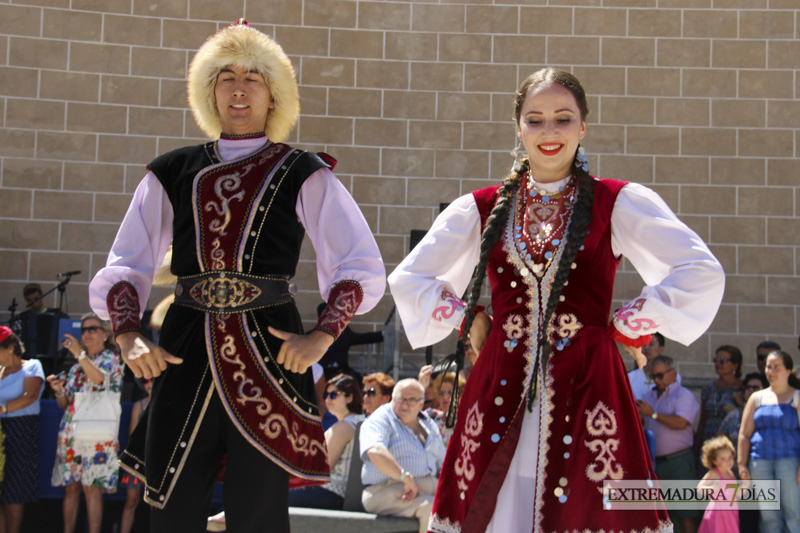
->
xmin=1 ymin=0 xmax=798 ymax=378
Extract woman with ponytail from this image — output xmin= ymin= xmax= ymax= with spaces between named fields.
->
xmin=388 ymin=68 xmax=725 ymax=533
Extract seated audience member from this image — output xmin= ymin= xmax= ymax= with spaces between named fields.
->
xmin=755 ymin=340 xmax=780 ymax=377
xmin=636 ymin=355 xmax=700 ymax=533
xmin=289 ymin=374 xmax=364 ymax=510
xmin=417 ymin=364 xmax=465 ymax=446
xmin=360 ymin=379 xmax=445 ymax=533
xmin=362 ymin=372 xmax=395 ymax=416
xmin=627 ymin=332 xmax=684 ymax=401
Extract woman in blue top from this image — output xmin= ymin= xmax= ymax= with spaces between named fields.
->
xmin=0 ymin=326 xmax=45 ymax=533
xmin=739 ymin=350 xmax=800 ymax=533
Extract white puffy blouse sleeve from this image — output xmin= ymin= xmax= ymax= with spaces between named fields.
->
xmin=387 ymin=194 xmax=481 ymax=349
xmin=610 ymin=182 xmax=725 ymax=346
xmin=296 ymin=167 xmax=386 ymax=314
xmin=89 ymin=173 xmax=173 ymax=320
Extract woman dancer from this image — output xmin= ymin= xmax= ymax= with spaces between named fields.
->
xmin=388 ymin=68 xmax=725 ymax=532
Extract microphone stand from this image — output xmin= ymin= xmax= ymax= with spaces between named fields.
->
xmin=27 ymin=274 xmax=74 ymax=315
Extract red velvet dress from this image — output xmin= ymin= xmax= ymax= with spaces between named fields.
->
xmin=427 ymin=178 xmax=672 ymax=533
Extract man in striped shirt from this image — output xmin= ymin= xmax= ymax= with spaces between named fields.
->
xmin=360 ymin=378 xmax=446 ymax=533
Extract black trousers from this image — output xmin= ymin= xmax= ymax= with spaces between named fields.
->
xmin=150 ymin=391 xmax=290 ymax=533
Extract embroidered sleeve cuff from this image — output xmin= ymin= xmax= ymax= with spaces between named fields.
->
xmin=608 ymin=323 xmax=652 ymax=348
xmin=107 ymin=281 xmax=142 ymax=337
xmin=314 ymin=280 xmax=363 ymax=340
xmin=431 ymin=288 xmax=466 ymax=333
xmin=612 ymin=296 xmax=660 ymax=340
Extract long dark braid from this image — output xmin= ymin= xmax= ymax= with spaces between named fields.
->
xmin=526 ymin=163 xmax=595 ymax=411
xmin=438 ymin=161 xmax=527 ymax=428
xmin=441 ymin=66 xmax=595 ymax=423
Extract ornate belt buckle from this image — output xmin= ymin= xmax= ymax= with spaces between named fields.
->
xmin=189 ymin=274 xmax=263 ymax=309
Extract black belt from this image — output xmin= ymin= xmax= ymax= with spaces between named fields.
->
xmin=656 ymin=447 xmax=693 ymax=462
xmin=173 ymin=271 xmax=295 ymax=314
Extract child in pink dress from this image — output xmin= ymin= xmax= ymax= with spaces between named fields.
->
xmin=698 ymin=436 xmax=739 ymax=533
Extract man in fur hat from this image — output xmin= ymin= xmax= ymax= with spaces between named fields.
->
xmin=88 ymin=20 xmax=385 ymax=532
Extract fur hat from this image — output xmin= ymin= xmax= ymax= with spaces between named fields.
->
xmin=187 ymin=20 xmax=299 ymax=142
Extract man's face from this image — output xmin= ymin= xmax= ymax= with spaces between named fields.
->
xmin=24 ymin=290 xmax=43 ymax=312
xmin=392 ymin=383 xmax=424 ymax=425
xmin=214 ymin=65 xmax=274 ymax=136
xmin=650 ymin=362 xmax=676 ymax=392
xmin=642 ymin=336 xmax=662 ymax=361
xmin=756 ymin=347 xmax=771 ymax=374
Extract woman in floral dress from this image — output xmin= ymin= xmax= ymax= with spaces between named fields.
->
xmin=46 ymin=313 xmax=124 ymax=533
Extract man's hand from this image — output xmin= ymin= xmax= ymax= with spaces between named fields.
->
xmin=268 ymin=327 xmax=333 ymax=374
xmin=635 ymin=399 xmax=654 ymax=418
xmin=117 ymin=332 xmax=182 ymax=379
xmin=401 ymin=474 xmax=419 ymax=501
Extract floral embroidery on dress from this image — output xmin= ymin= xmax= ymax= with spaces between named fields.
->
xmin=51 ymin=349 xmax=124 ymax=492
xmin=502 ymin=314 xmax=524 ymax=352
xmin=454 ymin=402 xmax=484 ymax=497
xmin=614 ymin=297 xmax=659 ymax=335
xmin=432 ymin=289 xmax=465 ymax=322
xmin=584 ymin=401 xmax=623 ymax=483
xmin=547 ymin=313 xmax=583 ymax=350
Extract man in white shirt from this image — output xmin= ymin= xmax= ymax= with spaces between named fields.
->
xmin=360 ymin=378 xmax=446 ymax=533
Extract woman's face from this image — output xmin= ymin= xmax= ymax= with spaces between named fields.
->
xmin=0 ymin=344 xmax=16 ymax=367
xmin=324 ymin=385 xmax=349 ymax=416
xmin=713 ymin=350 xmax=738 ymax=378
xmin=744 ymin=378 xmax=762 ymax=401
xmin=437 ymin=381 xmax=454 ymax=411
xmin=517 ymin=82 xmax=585 ymax=184
xmin=81 ymin=318 xmax=108 ymax=354
xmin=362 ymin=382 xmax=391 ymax=415
xmin=765 ymin=354 xmax=790 ymax=385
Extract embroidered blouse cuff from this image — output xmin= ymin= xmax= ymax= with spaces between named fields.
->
xmin=612 ymin=296 xmax=660 ymax=341
xmin=107 ymin=281 xmax=143 ymax=337
xmin=313 ymin=280 xmax=363 ymax=340
xmin=608 ymin=323 xmax=652 ymax=348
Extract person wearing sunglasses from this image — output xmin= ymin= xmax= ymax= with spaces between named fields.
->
xmin=47 ymin=313 xmax=123 ymax=533
xmin=636 ymin=355 xmax=701 ymax=533
xmin=360 ymin=379 xmax=446 ymax=533
xmin=362 ymin=372 xmax=395 ymax=416
xmin=696 ymin=345 xmax=744 ymax=475
xmin=287 ymin=374 xmax=364 ymax=511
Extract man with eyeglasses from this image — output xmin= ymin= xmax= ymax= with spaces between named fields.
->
xmin=359 ymin=378 xmax=446 ymax=533
xmin=636 ymin=355 xmax=700 ymax=533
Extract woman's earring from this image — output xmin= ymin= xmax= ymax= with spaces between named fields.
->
xmin=574 ymin=143 xmax=589 ymax=173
